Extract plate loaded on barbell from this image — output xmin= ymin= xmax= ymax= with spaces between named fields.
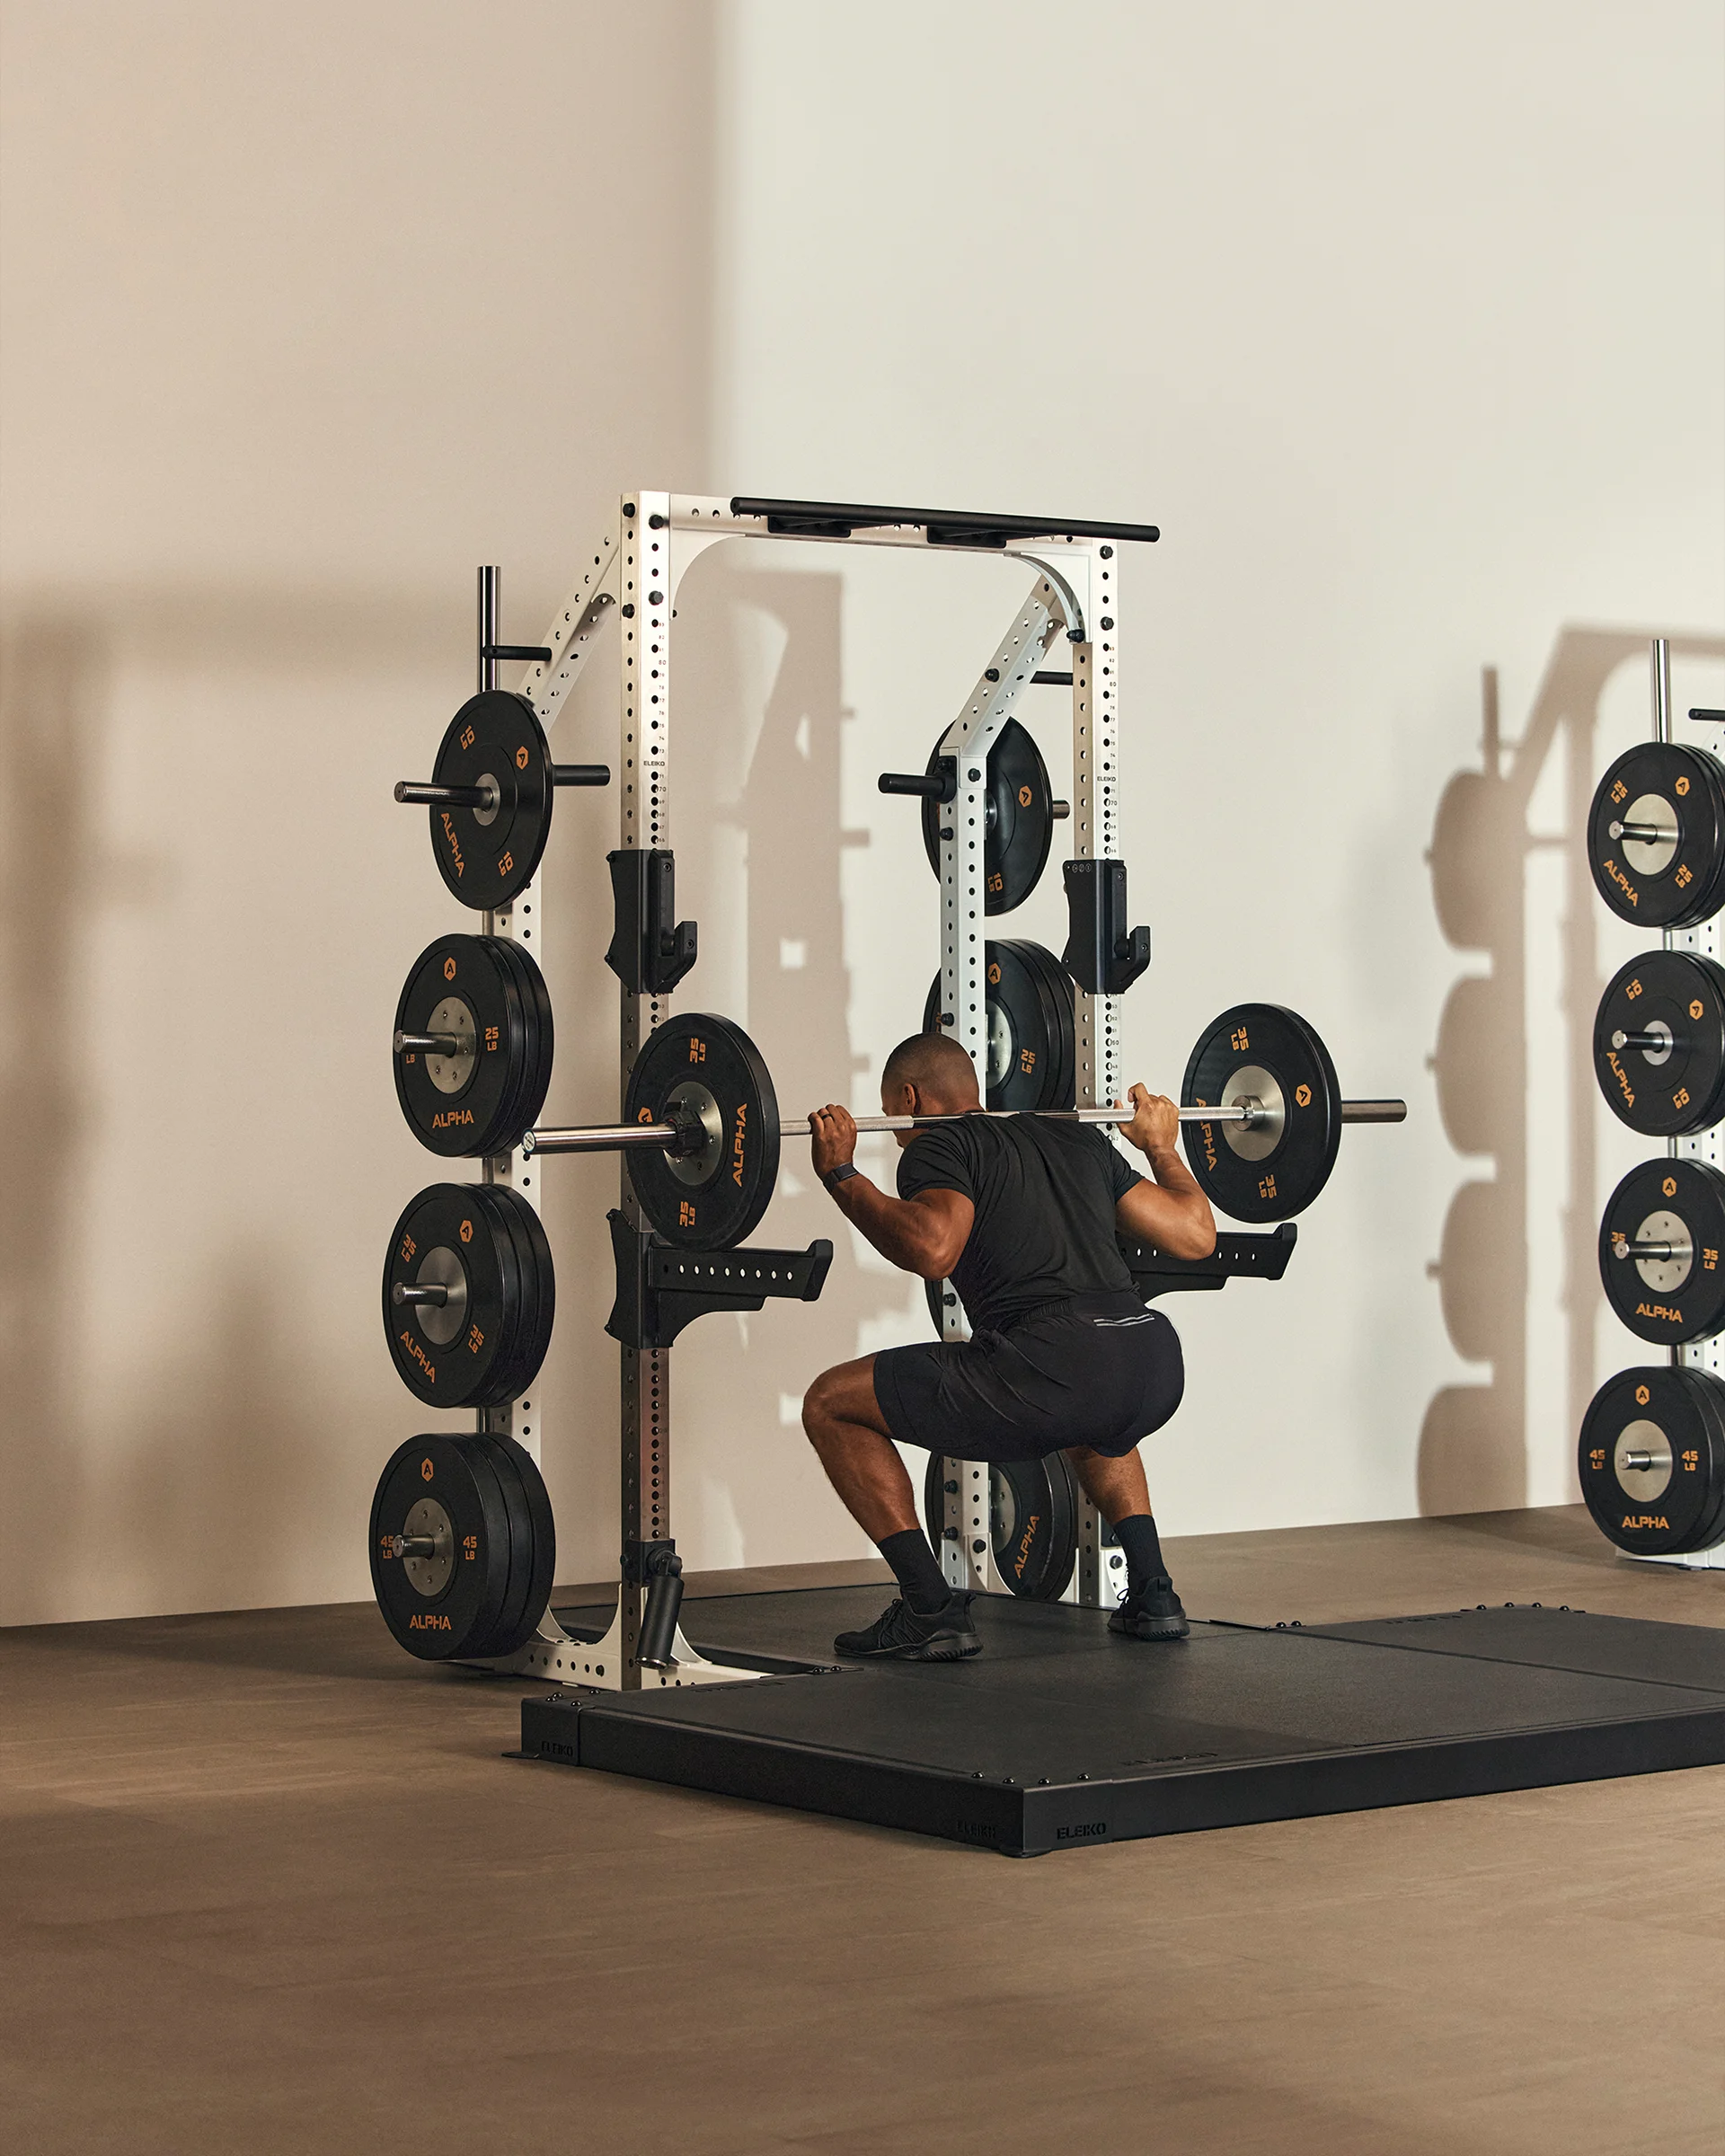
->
xmin=1587 ymin=740 xmax=1725 ymax=928
xmin=621 ymin=1012 xmax=783 ymax=1251
xmin=518 ymin=1011 xmax=1405 ymax=1250
xmin=1598 ymin=1157 xmax=1725 ymax=1346
xmin=1577 ymin=1364 xmax=1725 ymax=1558
xmin=922 ymin=940 xmax=1075 ymax=1110
xmin=382 ymin=1181 xmax=556 ymax=1408
xmin=392 ymin=935 xmax=554 ymax=1158
xmin=1593 ymin=949 xmax=1725 ymax=1137
xmin=1182 ymin=1003 xmax=1387 ymax=1224
xmin=368 ymin=1431 xmax=556 ymax=1661
xmin=394 ymin=690 xmax=612 ymax=913
xmin=922 ymin=1453 xmax=1080 ymax=1603
xmin=878 ymin=720 xmax=1068 ymax=915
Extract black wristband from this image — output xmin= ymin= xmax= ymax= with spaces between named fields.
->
xmin=822 ymin=1162 xmax=860 ymax=1195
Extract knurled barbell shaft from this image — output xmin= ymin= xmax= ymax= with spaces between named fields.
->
xmin=520 ymin=1099 xmax=1408 ymax=1156
xmin=394 ymin=1029 xmax=465 ymax=1057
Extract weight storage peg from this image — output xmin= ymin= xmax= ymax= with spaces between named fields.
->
xmin=368 ymin=1431 xmax=555 ymax=1661
xmin=1587 ymin=740 xmax=1725 ymax=928
xmin=392 ymin=934 xmax=553 ymax=1158
xmin=923 ymin=941 xmax=1075 ymax=1110
xmin=880 ymin=719 xmax=1068 ymax=915
xmin=382 ymin=1182 xmax=555 ymax=1408
xmin=1578 ymin=1365 xmax=1725 ymax=1558
xmin=1598 ymin=1157 xmax=1725 ymax=1346
xmin=395 ymin=690 xmax=610 ymax=912
xmin=514 ymin=1010 xmax=1406 ymax=1250
xmin=1593 ymin=950 xmax=1725 ymax=1137
xmin=923 ymin=1452 xmax=1080 ymax=1602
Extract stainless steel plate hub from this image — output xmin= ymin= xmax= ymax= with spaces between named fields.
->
xmin=1621 ymin=791 xmax=1679 ymax=877
xmin=1220 ymin=1064 xmax=1286 ymax=1162
xmin=1614 ymin=1418 xmax=1674 ymax=1501
xmin=400 ymin=1497 xmax=455 ymax=1596
xmin=413 ymin=1245 xmax=469 ymax=1346
xmin=1637 ymin=1017 xmax=1676 ymax=1069
xmin=987 ymin=1001 xmax=1013 ymax=1092
xmin=1632 ymin=1209 xmax=1693 ymax=1293
xmin=423 ymin=994 xmax=478 ymax=1094
xmin=667 ymin=1080 xmax=725 ymax=1186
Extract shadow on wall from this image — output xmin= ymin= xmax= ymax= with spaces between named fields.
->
xmin=663 ymin=563 xmax=909 ymax=1563
xmin=0 ymin=622 xmax=102 ymax=1621
xmin=1423 ymin=625 xmax=1725 ymax=1516
xmin=0 ymin=591 xmax=473 ymax=1626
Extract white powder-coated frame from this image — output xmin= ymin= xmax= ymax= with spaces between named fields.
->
xmin=462 ymin=493 xmax=1151 ymax=1683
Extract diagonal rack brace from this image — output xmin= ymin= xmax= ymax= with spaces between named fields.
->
xmin=605 ymin=1210 xmax=834 ymax=1352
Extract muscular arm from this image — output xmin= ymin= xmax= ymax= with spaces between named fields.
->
xmin=1113 ymin=1085 xmax=1216 ymax=1260
xmin=809 ymin=1107 xmax=973 ymax=1278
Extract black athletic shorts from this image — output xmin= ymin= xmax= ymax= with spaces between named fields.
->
xmin=872 ymin=1290 xmax=1184 ymax=1464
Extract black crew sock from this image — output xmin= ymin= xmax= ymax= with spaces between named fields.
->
xmin=878 ymin=1527 xmax=952 ymax=1614
xmin=1112 ymin=1513 xmax=1171 ymax=1598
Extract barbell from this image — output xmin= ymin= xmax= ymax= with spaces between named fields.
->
xmin=517 ymin=1005 xmax=1402 ymax=1248
xmin=523 ymin=1099 xmax=1402 ymax=1148
xmin=381 ymin=1003 xmax=1403 ymax=1406
xmin=391 ymin=939 xmax=1402 ymax=1237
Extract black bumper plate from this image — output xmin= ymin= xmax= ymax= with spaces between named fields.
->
xmin=519 ymin=1592 xmax=1725 ymax=1857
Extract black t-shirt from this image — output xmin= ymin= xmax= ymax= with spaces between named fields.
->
xmin=895 ymin=1116 xmax=1146 ymax=1331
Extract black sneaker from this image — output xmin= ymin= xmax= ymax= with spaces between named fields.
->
xmin=834 ymin=1595 xmax=981 ymax=1661
xmin=1109 ymin=1575 xmax=1190 ymax=1640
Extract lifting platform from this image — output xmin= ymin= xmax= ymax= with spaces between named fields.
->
xmin=519 ymin=1593 xmax=1725 ymax=1856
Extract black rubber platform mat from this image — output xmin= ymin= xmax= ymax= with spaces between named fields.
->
xmin=521 ymin=1591 xmax=1725 ymax=1856
xmin=1303 ymin=1604 xmax=1725 ymax=1691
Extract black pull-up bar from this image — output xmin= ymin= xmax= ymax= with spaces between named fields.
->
xmin=728 ymin=496 xmax=1160 ymax=547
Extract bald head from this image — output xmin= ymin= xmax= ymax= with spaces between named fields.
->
xmin=880 ymin=1030 xmax=981 ymax=1118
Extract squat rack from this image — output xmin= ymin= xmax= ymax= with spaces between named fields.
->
xmin=465 ymin=492 xmax=1161 ymax=1687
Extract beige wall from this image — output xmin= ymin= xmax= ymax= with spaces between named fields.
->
xmin=0 ymin=0 xmax=719 ymax=1622
xmin=715 ymin=0 xmax=1725 ymax=1535
xmin=2 ymin=0 xmax=1721 ymax=1625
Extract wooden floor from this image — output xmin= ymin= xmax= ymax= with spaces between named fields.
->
xmin=4 ymin=1507 xmax=1723 ymax=2154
